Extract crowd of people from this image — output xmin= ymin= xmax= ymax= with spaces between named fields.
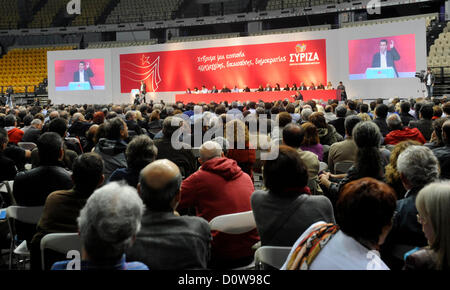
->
xmin=0 ymin=93 xmax=449 ymax=270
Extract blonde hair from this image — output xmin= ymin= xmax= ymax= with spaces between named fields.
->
xmin=357 ymin=113 xmax=372 ymax=122
xmin=416 ymin=181 xmax=450 ymax=270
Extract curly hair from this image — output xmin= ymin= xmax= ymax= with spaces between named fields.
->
xmin=385 ymin=140 xmax=421 ymax=198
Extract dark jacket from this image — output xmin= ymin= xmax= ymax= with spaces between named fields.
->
xmin=68 ymin=121 xmax=91 ymax=138
xmin=126 ymin=211 xmax=211 ymax=270
xmin=400 ymin=112 xmax=415 ymax=127
xmin=408 ymin=119 xmax=433 ymax=141
xmin=371 ymin=47 xmax=401 ymax=77
xmin=154 ymin=137 xmax=197 ymax=179
xmin=13 ymin=165 xmax=73 ymax=244
xmin=125 ymin=120 xmax=143 ymax=136
xmin=251 ymin=190 xmax=335 ymax=247
xmin=381 ymin=187 xmax=428 ymax=270
xmin=0 ymin=152 xmax=17 ymax=182
xmin=94 ymin=138 xmax=127 ymax=181
xmin=108 ymin=167 xmax=140 ymax=188
xmin=373 ymin=117 xmax=391 ymax=137
xmin=328 ymin=117 xmax=346 ymax=138
xmin=432 ymin=145 xmax=450 ymax=179
xmin=21 ymin=127 xmax=41 ymax=144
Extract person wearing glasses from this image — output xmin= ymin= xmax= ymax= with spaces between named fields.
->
xmin=403 ymin=181 xmax=450 ymax=270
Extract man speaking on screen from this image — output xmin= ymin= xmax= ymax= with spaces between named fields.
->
xmin=371 ymin=39 xmax=400 ymax=78
xmin=73 ymin=61 xmax=94 ymax=89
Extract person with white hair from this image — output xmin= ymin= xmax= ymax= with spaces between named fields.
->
xmin=178 ymin=141 xmax=259 ymax=269
xmin=404 ymin=181 xmax=450 ymax=270
xmin=384 ymin=113 xmax=426 ymax=145
xmin=381 ymin=145 xmax=440 ymax=270
xmin=21 ymin=118 xmax=43 ymax=144
xmin=51 ymin=182 xmax=148 ymax=270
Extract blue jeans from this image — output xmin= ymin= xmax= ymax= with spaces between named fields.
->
xmin=426 ymin=85 xmax=433 ymax=98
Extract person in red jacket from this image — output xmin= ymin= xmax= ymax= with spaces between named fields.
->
xmin=4 ymin=114 xmax=24 ymax=144
xmin=384 ymin=114 xmax=426 ymax=145
xmin=178 ymin=140 xmax=259 ymax=269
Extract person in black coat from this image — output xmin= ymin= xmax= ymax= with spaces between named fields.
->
xmin=328 ymin=105 xmax=347 ymax=138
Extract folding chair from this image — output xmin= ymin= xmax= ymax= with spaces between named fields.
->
xmin=6 ymin=206 xmax=44 ymax=269
xmin=209 ymin=211 xmax=257 ymax=270
xmin=40 ymin=233 xmax=81 ymax=270
xmin=334 ymin=161 xmax=354 ymax=174
xmin=18 ymin=142 xmax=37 ymax=151
xmin=254 ymin=246 xmax=292 ymax=270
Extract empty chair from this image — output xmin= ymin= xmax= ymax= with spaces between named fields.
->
xmin=209 ymin=210 xmax=256 ymax=234
xmin=18 ymin=142 xmax=37 ymax=151
xmin=6 ymin=205 xmax=44 ymax=269
xmin=254 ymin=246 xmax=292 ymax=270
xmin=334 ymin=161 xmax=354 ymax=174
xmin=40 ymin=233 xmax=81 ymax=270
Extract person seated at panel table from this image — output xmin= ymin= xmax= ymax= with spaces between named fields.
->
xmin=283 ymin=84 xmax=290 ymax=91
xmin=309 ymin=82 xmax=316 ymax=90
xmin=185 ymin=88 xmax=192 ymax=94
xmin=243 ymin=86 xmax=251 ymax=92
xmin=317 ymin=82 xmax=325 ymax=90
xmin=326 ymin=81 xmax=333 ymax=90
xmin=265 ymin=83 xmax=272 ymax=91
xmin=274 ymin=83 xmax=281 ymax=91
xmin=232 ymin=85 xmax=240 ymax=93
xmin=210 ymin=85 xmax=219 ymax=93
xmin=257 ymin=85 xmax=264 ymax=92
xmin=299 ymin=82 xmax=308 ymax=90
xmin=221 ymin=85 xmax=231 ymax=93
xmin=291 ymin=83 xmax=298 ymax=91
xmin=193 ymin=87 xmax=200 ymax=94
xmin=201 ymin=85 xmax=208 ymax=94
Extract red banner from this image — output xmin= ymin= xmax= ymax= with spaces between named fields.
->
xmin=175 ymin=90 xmax=340 ymax=104
xmin=120 ymin=39 xmax=327 ymax=93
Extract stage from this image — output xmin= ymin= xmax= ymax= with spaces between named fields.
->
xmin=175 ymin=90 xmax=341 ymax=104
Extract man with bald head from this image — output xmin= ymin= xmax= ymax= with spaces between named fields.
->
xmin=432 ymin=120 xmax=450 ymax=178
xmin=126 ymin=159 xmax=211 ymax=270
xmin=178 ymin=141 xmax=259 ymax=269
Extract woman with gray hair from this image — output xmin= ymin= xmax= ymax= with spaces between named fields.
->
xmin=319 ymin=121 xmax=385 ymax=207
xmin=51 ymin=182 xmax=148 ymax=270
xmin=403 ymin=181 xmax=450 ymax=270
xmin=381 ymin=145 xmax=440 ymax=270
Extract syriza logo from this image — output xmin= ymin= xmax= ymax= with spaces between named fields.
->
xmin=120 ymin=54 xmax=162 ymax=92
xmin=289 ymin=43 xmax=320 ymax=66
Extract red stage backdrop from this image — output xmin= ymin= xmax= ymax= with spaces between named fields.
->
xmin=120 ymin=39 xmax=327 ymax=93
xmin=348 ymin=34 xmax=416 ymax=75
xmin=54 ymin=59 xmax=105 ymax=87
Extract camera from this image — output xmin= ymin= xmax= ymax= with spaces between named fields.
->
xmin=415 ymin=70 xmax=426 ymax=82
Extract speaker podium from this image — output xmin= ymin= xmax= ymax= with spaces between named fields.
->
xmin=69 ymin=82 xmax=91 ymax=90
xmin=365 ymin=67 xmax=396 ymax=79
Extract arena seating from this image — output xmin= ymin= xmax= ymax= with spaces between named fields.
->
xmin=70 ymin=0 xmax=111 ymax=26
xmin=249 ymin=24 xmax=331 ymax=36
xmin=87 ymin=40 xmax=158 ymax=49
xmin=428 ymin=21 xmax=450 ymax=74
xmin=341 ymin=13 xmax=438 ymax=28
xmin=265 ymin=0 xmax=338 ymax=10
xmin=28 ymin=0 xmax=67 ymax=29
xmin=0 ymin=45 xmax=76 ymax=94
xmin=105 ymin=0 xmax=183 ymax=24
xmin=167 ymin=33 xmax=241 ymax=43
xmin=0 ymin=1 xmax=20 ymax=29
